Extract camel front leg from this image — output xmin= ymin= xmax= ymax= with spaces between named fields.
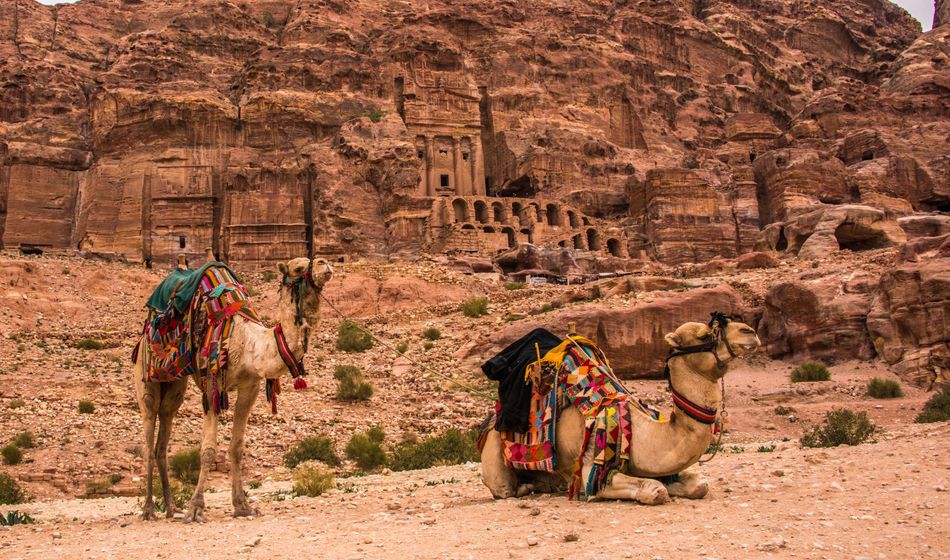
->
xmin=184 ymin=409 xmax=218 ymax=523
xmin=156 ymin=379 xmax=187 ymax=518
xmin=665 ymin=470 xmax=709 ymax=499
xmin=595 ymin=472 xmax=670 ymax=505
xmin=136 ymin=371 xmax=159 ymax=521
xmin=229 ymin=381 xmax=260 ymax=517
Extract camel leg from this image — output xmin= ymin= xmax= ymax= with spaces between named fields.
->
xmin=595 ymin=472 xmax=670 ymax=505
xmin=229 ymin=382 xmax=260 ymax=517
xmin=184 ymin=409 xmax=218 ymax=523
xmin=665 ymin=470 xmax=709 ymax=500
xmin=135 ymin=356 xmax=159 ymax=521
xmin=155 ymin=379 xmax=187 ymax=518
xmin=480 ymin=431 xmax=519 ymax=499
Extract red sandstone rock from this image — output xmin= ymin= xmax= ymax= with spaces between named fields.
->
xmin=737 ymin=252 xmax=779 ymax=270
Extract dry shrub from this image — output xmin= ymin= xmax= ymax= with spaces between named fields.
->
xmin=801 ymin=409 xmax=876 ymax=448
xmin=461 ymin=297 xmax=489 ymax=318
xmin=1 ymin=444 xmax=21 ymax=465
xmin=170 ymin=448 xmax=201 ymax=484
xmin=916 ymin=386 xmax=950 ymax=423
xmin=284 ymin=435 xmax=339 ymax=468
xmin=0 ymin=473 xmax=26 ymax=505
xmin=389 ymin=429 xmax=479 ymax=472
xmin=791 ymin=362 xmax=830 ymax=382
xmin=293 ymin=462 xmax=335 ymax=497
xmin=336 ymin=320 xmax=373 ymax=352
xmin=866 ymin=378 xmax=903 ymax=399
xmin=345 ymin=426 xmax=386 ymax=470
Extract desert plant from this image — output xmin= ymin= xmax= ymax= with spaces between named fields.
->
xmin=336 ymin=374 xmax=373 ymax=402
xmin=74 ymin=338 xmax=104 ymax=351
xmin=0 ymin=473 xmax=26 ymax=505
xmin=263 ymin=11 xmax=276 ymax=27
xmin=12 ymin=431 xmax=35 ymax=449
xmin=915 ymin=386 xmax=950 ymax=423
xmin=345 ymin=426 xmax=387 ymax=470
xmin=248 ymin=480 xmax=262 ymax=490
xmin=395 ymin=341 xmax=409 ymax=354
xmin=757 ymin=444 xmax=776 ymax=453
xmin=389 ymin=429 xmax=479 ymax=472
xmin=1 ymin=444 xmax=22 ymax=465
xmin=292 ymin=462 xmax=335 ymax=497
xmin=7 ymin=399 xmax=25 ymax=409
xmin=333 ymin=365 xmax=362 ymax=381
xmin=0 ymin=511 xmax=34 ymax=526
xmin=336 ymin=320 xmax=373 ymax=352
xmin=791 ymin=362 xmax=830 ymax=382
xmin=367 ymin=109 xmax=387 ymax=123
xmin=423 ymin=341 xmax=434 ymax=351
xmin=422 ymin=326 xmax=442 ymax=341
xmin=774 ymin=405 xmax=796 ymax=416
xmin=143 ymin=477 xmax=192 ymax=512
xmin=801 ymin=408 xmax=876 ymax=448
xmin=262 ymin=270 xmax=277 ymax=282
xmin=284 ymin=435 xmax=340 ymax=468
xmin=461 ymin=297 xmax=489 ymax=318
xmin=867 ymin=378 xmax=903 ymax=399
xmin=170 ymin=448 xmax=201 ymax=485
xmin=78 ymin=400 xmax=95 ymax=413
xmin=504 ymin=281 xmax=525 ymax=290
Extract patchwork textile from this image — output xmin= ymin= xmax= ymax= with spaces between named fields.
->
xmin=491 ymin=336 xmax=664 ymax=500
xmin=140 ymin=265 xmax=261 ymax=414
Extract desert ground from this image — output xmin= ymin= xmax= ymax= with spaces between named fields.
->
xmin=0 ymin=252 xmax=947 ymax=559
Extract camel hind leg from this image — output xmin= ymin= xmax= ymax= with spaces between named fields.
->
xmin=480 ymin=431 xmax=519 ymax=499
xmin=595 ymin=472 xmax=670 ymax=505
xmin=665 ymin=469 xmax=709 ymax=499
xmin=155 ymin=378 xmax=187 ymax=517
xmin=229 ymin=381 xmax=260 ymax=517
xmin=184 ymin=409 xmax=218 ymax=523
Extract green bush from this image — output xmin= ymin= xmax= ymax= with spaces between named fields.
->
xmin=423 ymin=341 xmax=434 ymax=351
xmin=333 ymin=365 xmax=362 ymax=381
xmin=867 ymin=378 xmax=903 ymax=399
xmin=461 ymin=297 xmax=489 ymax=318
xmin=422 ymin=326 xmax=442 ymax=341
xmin=757 ymin=444 xmax=776 ymax=453
xmin=7 ymin=399 xmax=25 ymax=409
xmin=504 ymin=282 xmax=525 ymax=290
xmin=774 ymin=405 xmax=796 ymax=416
xmin=1 ymin=444 xmax=22 ymax=465
xmin=12 ymin=431 xmax=35 ymax=449
xmin=915 ymin=386 xmax=950 ymax=423
xmin=0 ymin=511 xmax=34 ymax=526
xmin=336 ymin=375 xmax=373 ymax=401
xmin=791 ymin=362 xmax=830 ymax=382
xmin=292 ymin=462 xmax=335 ymax=497
xmin=336 ymin=320 xmax=373 ymax=352
xmin=170 ymin=448 xmax=201 ymax=485
xmin=367 ymin=109 xmax=387 ymax=123
xmin=395 ymin=341 xmax=409 ymax=354
xmin=389 ymin=429 xmax=479 ymax=472
xmin=345 ymin=426 xmax=387 ymax=470
xmin=78 ymin=400 xmax=95 ymax=414
xmin=74 ymin=338 xmax=104 ymax=351
xmin=801 ymin=409 xmax=876 ymax=448
xmin=284 ymin=435 xmax=340 ymax=468
xmin=0 ymin=473 xmax=26 ymax=505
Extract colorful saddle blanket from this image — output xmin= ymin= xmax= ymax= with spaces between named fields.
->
xmin=140 ymin=264 xmax=261 ymax=414
xmin=495 ymin=337 xmax=662 ymax=500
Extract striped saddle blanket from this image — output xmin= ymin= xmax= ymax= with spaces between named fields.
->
xmin=139 ymin=265 xmax=261 ymax=414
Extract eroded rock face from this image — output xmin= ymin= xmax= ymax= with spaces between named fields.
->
xmin=458 ymin=285 xmax=745 ymax=378
xmin=1 ymin=0 xmax=944 ymax=270
xmin=868 ymin=259 xmax=950 ymax=388
xmin=760 ymin=278 xmax=876 ymax=364
xmin=756 ymin=205 xmax=906 ymax=260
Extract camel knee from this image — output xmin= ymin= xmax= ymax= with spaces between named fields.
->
xmin=636 ymin=480 xmax=670 ymax=505
xmin=667 ymin=472 xmax=709 ymax=500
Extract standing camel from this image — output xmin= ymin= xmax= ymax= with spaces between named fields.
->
xmin=134 ymin=257 xmax=332 ymax=521
xmin=481 ymin=318 xmax=760 ymax=504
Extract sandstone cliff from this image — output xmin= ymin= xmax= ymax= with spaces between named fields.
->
xmin=1 ymin=0 xmax=945 ymax=269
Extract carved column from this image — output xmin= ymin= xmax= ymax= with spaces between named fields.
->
xmin=425 ymin=136 xmax=436 ymax=197
xmin=473 ymin=136 xmax=486 ymax=196
xmin=452 ymin=136 xmax=465 ymax=195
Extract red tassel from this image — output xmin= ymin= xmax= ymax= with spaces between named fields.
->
xmin=271 ymin=394 xmax=278 ymax=415
xmin=293 ymin=377 xmax=308 ymax=390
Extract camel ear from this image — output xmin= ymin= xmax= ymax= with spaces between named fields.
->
xmin=277 ymin=262 xmax=289 ymax=276
xmin=664 ymin=332 xmax=681 ymax=348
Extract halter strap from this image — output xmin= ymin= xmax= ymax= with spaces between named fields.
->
xmin=669 ymin=383 xmax=717 ymax=424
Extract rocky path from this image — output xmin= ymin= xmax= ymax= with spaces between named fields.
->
xmin=3 ymin=422 xmax=947 ymax=560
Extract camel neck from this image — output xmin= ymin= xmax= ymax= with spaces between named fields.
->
xmin=277 ymin=291 xmax=317 ymax=359
xmin=668 ymin=364 xmax=722 ymax=434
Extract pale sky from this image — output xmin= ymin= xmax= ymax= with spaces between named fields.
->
xmin=36 ymin=0 xmax=935 ymax=31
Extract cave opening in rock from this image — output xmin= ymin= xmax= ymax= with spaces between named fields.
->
xmin=179 ymin=235 xmax=186 ymax=249
xmin=502 ymin=227 xmax=516 ymax=248
xmin=834 ymin=223 xmax=890 ymax=252
xmin=499 ymin=175 xmax=535 ymax=198
xmin=607 ymin=238 xmax=622 ymax=257
xmin=861 ymin=150 xmax=874 ymax=161
xmin=452 ymin=198 xmax=469 ymax=223
xmin=776 ymin=228 xmax=788 ymax=251
xmin=474 ymin=200 xmax=489 ymax=224
xmin=440 ymin=174 xmax=450 ymax=188
xmin=521 ymin=228 xmax=533 ymax=244
xmin=492 ymin=202 xmax=506 ymax=223
xmin=586 ymin=229 xmax=601 ymax=251
xmin=573 ymin=234 xmax=584 ymax=250
xmin=567 ymin=210 xmax=580 ymax=228
xmin=546 ymin=204 xmax=561 ymax=226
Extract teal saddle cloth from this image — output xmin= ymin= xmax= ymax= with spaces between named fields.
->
xmin=145 ymin=261 xmax=242 ymax=313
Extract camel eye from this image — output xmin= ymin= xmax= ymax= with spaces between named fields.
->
xmin=740 ymin=327 xmax=755 ymax=334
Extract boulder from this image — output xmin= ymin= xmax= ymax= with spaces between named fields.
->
xmin=760 ymin=279 xmax=875 ymax=364
xmin=737 ymin=252 xmax=779 ymax=270
xmin=867 ymin=259 xmax=950 ymax=388
xmin=495 ymin=244 xmax=578 ymax=275
xmin=756 ymin=205 xmax=906 ymax=259
xmin=457 ymin=285 xmax=746 ymax=378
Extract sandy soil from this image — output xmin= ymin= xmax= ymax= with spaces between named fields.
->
xmin=0 ymin=252 xmax=946 ymax=559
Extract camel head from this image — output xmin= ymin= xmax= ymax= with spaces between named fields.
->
xmin=277 ymin=258 xmax=333 ymax=326
xmin=664 ymin=316 xmax=760 ymax=380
